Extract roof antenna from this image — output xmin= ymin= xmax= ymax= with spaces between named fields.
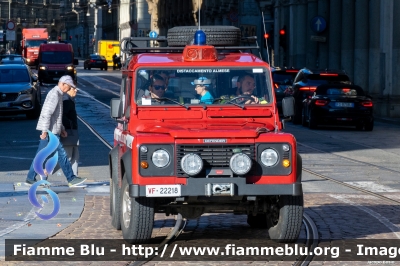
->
xmin=261 ymin=11 xmax=271 ymax=66
xmin=198 ymin=0 xmax=200 ymax=30
xmin=194 ymin=0 xmax=206 ymax=45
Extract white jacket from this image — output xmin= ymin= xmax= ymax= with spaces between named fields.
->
xmin=36 ymin=85 xmax=65 ymax=134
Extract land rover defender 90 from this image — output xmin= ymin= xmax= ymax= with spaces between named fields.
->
xmin=109 ymin=27 xmax=303 ymax=244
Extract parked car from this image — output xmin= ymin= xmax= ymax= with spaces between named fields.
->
xmin=271 ymin=67 xmax=299 ymax=112
xmin=84 ymin=54 xmax=108 ymax=70
xmin=302 ymin=84 xmax=374 ymax=130
xmin=0 ymin=64 xmax=41 ymax=119
xmin=291 ymin=68 xmax=351 ymax=124
xmin=0 ymin=55 xmax=26 ymax=65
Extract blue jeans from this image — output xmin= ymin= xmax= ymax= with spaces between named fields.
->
xmin=26 ymin=134 xmax=76 ymax=182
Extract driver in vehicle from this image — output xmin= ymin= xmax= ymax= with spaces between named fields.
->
xmin=192 ymin=77 xmax=214 ymax=104
xmin=235 ymin=74 xmax=259 ymax=104
xmin=137 ymin=74 xmax=167 ymax=105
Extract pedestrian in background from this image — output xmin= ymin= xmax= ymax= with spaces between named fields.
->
xmin=25 ymin=75 xmax=86 ymax=187
xmin=61 ymin=85 xmax=79 ymax=175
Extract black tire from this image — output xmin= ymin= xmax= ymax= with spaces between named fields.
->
xmin=301 ymin=109 xmax=308 ymax=127
xmin=292 ymin=101 xmax=302 ymax=124
xmin=110 ymin=171 xmax=121 ymax=230
xmin=355 ymin=123 xmax=364 ymax=130
xmin=100 ymin=68 xmax=103 ymax=70
xmin=84 ymin=65 xmax=86 ymax=70
xmin=88 ymin=67 xmax=91 ymax=70
xmin=26 ymin=97 xmax=41 ymax=120
xmin=247 ymin=214 xmax=268 ymax=228
xmin=267 ymin=195 xmax=304 ymax=243
xmin=120 ymin=175 xmax=154 ymax=244
xmin=365 ymin=119 xmax=374 ymax=131
xmin=308 ymin=112 xmax=318 ymax=129
xmin=167 ymin=26 xmax=241 ymax=47
xmin=105 ymin=67 xmax=108 ymax=71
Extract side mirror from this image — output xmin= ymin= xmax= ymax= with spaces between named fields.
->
xmin=110 ymin=98 xmax=122 ymax=118
xmin=73 ymin=59 xmax=79 ymax=65
xmin=32 ymin=74 xmax=38 ymax=82
xmin=282 ymin=96 xmax=295 ymax=117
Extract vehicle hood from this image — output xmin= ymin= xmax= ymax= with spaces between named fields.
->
xmin=136 ymin=121 xmax=275 ymax=138
xmin=0 ymin=83 xmax=32 ymax=93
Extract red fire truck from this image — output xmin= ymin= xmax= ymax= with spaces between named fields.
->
xmin=21 ymin=28 xmax=48 ymax=66
xmin=109 ymin=26 xmax=303 ymax=244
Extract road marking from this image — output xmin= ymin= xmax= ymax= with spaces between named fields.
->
xmin=76 ymin=87 xmax=110 ymax=109
xmin=329 ymin=194 xmax=400 ymax=239
xmin=344 ymin=181 xmax=400 ymax=193
xmin=78 ymin=76 xmax=119 ymax=96
xmin=0 ymin=155 xmax=32 ymax=160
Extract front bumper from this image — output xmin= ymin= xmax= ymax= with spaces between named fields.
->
xmin=129 ymin=177 xmax=302 ymax=198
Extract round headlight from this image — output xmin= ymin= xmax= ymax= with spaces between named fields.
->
xmin=151 ymin=149 xmax=170 ymax=168
xmin=230 ymin=153 xmax=252 ymax=175
xmin=181 ymin=153 xmax=203 ymax=176
xmin=260 ymin=148 xmax=279 ymax=167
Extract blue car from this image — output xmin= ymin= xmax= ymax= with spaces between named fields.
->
xmin=0 ymin=64 xmax=41 ymax=119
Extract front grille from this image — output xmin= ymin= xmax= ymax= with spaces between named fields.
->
xmin=176 ymin=144 xmax=255 ymax=177
xmin=0 ymin=93 xmax=18 ymax=102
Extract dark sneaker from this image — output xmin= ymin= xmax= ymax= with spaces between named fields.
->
xmin=68 ymin=177 xmax=87 ymax=187
xmin=25 ymin=179 xmax=36 ymax=186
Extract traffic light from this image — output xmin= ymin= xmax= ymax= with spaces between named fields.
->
xmin=58 ymin=36 xmax=61 ymax=42
xmin=279 ymin=26 xmax=287 ymax=49
xmin=69 ymin=36 xmax=72 ymax=41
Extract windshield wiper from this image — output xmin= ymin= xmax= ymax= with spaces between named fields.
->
xmin=157 ymin=97 xmax=189 ymax=109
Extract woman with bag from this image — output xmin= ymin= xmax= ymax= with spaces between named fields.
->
xmin=60 ymin=86 xmax=79 ymax=176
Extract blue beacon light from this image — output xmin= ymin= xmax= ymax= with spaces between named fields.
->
xmin=194 ymin=30 xmax=206 ymax=45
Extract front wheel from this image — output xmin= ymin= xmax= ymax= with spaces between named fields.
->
xmin=267 ymin=195 xmax=304 ymax=243
xmin=365 ymin=119 xmax=374 ymax=131
xmin=120 ymin=176 xmax=154 ymax=244
xmin=110 ymin=171 xmax=121 ymax=230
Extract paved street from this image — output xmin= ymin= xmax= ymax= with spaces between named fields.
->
xmin=2 ymin=64 xmax=400 ymax=265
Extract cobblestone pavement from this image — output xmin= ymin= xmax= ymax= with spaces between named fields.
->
xmin=4 ymin=193 xmax=400 ymax=266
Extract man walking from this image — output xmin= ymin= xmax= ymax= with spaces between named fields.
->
xmin=25 ymin=75 xmax=87 ymax=187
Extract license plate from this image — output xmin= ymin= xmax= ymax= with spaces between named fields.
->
xmin=53 ymin=77 xmax=59 ymax=81
xmin=335 ymin=102 xmax=354 ymax=108
xmin=146 ymin=185 xmax=181 ymax=197
xmin=0 ymin=102 xmax=9 ymax=108
xmin=97 ymin=60 xmax=102 ymax=63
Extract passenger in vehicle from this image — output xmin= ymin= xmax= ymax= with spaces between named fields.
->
xmin=192 ymin=77 xmax=214 ymax=104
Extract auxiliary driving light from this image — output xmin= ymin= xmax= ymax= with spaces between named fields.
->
xmin=152 ymin=149 xmax=170 ymax=168
xmin=181 ymin=153 xmax=203 ymax=175
xmin=282 ymin=144 xmax=290 ymax=152
xmin=230 ymin=153 xmax=252 ymax=175
xmin=140 ymin=145 xmax=148 ymax=153
xmin=260 ymin=148 xmax=279 ymax=167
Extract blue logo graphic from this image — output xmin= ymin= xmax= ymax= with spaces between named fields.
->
xmin=28 ymin=130 xmax=60 ymax=220
xmin=28 ymin=180 xmax=60 ymax=220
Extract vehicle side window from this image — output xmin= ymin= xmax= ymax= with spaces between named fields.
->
xmin=124 ymin=77 xmax=132 ymax=116
xmin=119 ymin=76 xmax=132 ymax=118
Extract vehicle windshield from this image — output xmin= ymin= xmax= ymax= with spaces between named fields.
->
xmin=26 ymin=40 xmax=47 ymax=47
xmin=0 ymin=69 xmax=30 ymax=83
xmin=318 ymin=87 xmax=365 ymax=96
xmin=135 ymin=67 xmax=272 ymax=106
xmin=306 ymin=74 xmax=350 ymax=85
xmin=41 ymin=51 xmax=72 ymax=64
